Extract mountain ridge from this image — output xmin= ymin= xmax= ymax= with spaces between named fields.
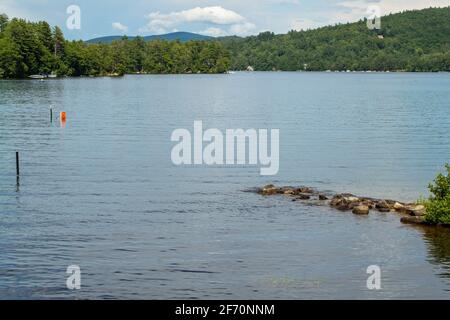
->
xmin=86 ymin=31 xmax=214 ymax=43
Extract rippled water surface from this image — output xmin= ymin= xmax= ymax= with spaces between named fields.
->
xmin=1 ymin=72 xmax=450 ymax=299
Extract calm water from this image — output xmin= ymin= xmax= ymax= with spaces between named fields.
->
xmin=1 ymin=72 xmax=450 ymax=299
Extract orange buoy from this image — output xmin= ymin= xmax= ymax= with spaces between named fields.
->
xmin=60 ymin=111 xmax=67 ymax=122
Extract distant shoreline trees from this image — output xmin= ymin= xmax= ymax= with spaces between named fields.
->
xmin=222 ymin=7 xmax=450 ymax=72
xmin=0 ymin=14 xmax=230 ymax=78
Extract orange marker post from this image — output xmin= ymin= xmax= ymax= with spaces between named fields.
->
xmin=60 ymin=111 xmax=67 ymax=122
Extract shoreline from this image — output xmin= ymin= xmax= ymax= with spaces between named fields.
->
xmin=257 ymin=184 xmax=450 ymax=228
xmin=1 ymin=70 xmax=449 ymax=81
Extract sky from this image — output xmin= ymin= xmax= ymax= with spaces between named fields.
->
xmin=1 ymin=0 xmax=449 ymax=40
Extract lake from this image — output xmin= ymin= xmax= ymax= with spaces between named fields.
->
xmin=1 ymin=72 xmax=450 ymax=299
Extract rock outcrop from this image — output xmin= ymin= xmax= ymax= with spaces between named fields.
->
xmin=257 ymin=184 xmax=430 ymax=226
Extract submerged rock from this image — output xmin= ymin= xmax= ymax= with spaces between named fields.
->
xmin=337 ymin=204 xmax=351 ymax=211
xmin=353 ymin=205 xmax=370 ymax=215
xmin=345 ymin=196 xmax=360 ymax=203
xmin=297 ymin=187 xmax=314 ymax=194
xmin=329 ymin=194 xmax=362 ymax=211
xmin=330 ymin=197 xmax=342 ymax=207
xmin=261 ymin=184 xmax=278 ymax=195
xmin=276 ymin=186 xmax=294 ymax=194
xmin=375 ymin=200 xmax=391 ymax=212
xmin=330 ymin=197 xmax=347 ymax=210
xmin=400 ymin=216 xmax=426 ymax=225
xmin=319 ymin=194 xmax=328 ymax=200
xmin=361 ymin=200 xmax=375 ymax=209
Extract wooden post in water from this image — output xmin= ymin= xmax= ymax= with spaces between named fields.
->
xmin=16 ymin=151 xmax=20 ymax=177
xmin=50 ymin=108 xmax=53 ymax=123
xmin=15 ymin=151 xmax=20 ymax=189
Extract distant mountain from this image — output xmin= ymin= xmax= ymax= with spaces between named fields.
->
xmin=86 ymin=32 xmax=214 ymax=44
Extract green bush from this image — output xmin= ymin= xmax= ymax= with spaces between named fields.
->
xmin=425 ymin=196 xmax=450 ymax=224
xmin=424 ymin=164 xmax=450 ymax=225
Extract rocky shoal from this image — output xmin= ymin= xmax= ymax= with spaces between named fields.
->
xmin=258 ymin=184 xmax=427 ymax=225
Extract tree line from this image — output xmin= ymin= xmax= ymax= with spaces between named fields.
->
xmin=0 ymin=14 xmax=230 ymax=78
xmin=221 ymin=7 xmax=450 ymax=72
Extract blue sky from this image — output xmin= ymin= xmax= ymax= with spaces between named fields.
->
xmin=1 ymin=0 xmax=449 ymax=40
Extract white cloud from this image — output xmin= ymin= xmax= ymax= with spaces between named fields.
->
xmin=112 ymin=22 xmax=128 ymax=33
xmin=139 ymin=6 xmax=255 ymax=35
xmin=336 ymin=0 xmax=450 ymax=22
xmin=199 ymin=22 xmax=256 ymax=37
xmin=229 ymin=22 xmax=256 ymax=35
xmin=140 ymin=6 xmax=245 ymax=32
xmin=200 ymin=27 xmax=229 ymax=37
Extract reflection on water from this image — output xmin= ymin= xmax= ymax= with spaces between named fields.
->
xmin=1 ymin=72 xmax=450 ymax=299
xmin=423 ymin=226 xmax=450 ymax=280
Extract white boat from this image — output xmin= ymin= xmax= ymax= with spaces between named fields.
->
xmin=28 ymin=73 xmax=58 ymax=79
xmin=28 ymin=74 xmax=45 ymax=79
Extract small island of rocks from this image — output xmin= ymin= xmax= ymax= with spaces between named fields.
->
xmin=257 ymin=184 xmax=430 ymax=226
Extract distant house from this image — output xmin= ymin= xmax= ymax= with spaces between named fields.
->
xmin=246 ymin=66 xmax=254 ymax=72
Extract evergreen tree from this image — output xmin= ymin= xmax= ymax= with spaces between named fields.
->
xmin=0 ymin=13 xmax=8 ymax=32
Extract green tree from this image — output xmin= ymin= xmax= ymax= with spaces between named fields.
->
xmin=0 ymin=13 xmax=8 ymax=32
xmin=2 ymin=18 xmax=51 ymax=76
xmin=424 ymin=164 xmax=450 ymax=225
xmin=53 ymin=26 xmax=65 ymax=57
xmin=0 ymin=36 xmax=21 ymax=78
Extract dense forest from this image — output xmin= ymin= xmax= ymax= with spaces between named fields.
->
xmin=221 ymin=7 xmax=450 ymax=72
xmin=0 ymin=14 xmax=230 ymax=78
xmin=0 ymin=7 xmax=449 ymax=78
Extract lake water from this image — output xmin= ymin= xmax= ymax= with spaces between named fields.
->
xmin=1 ymin=72 xmax=450 ymax=299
